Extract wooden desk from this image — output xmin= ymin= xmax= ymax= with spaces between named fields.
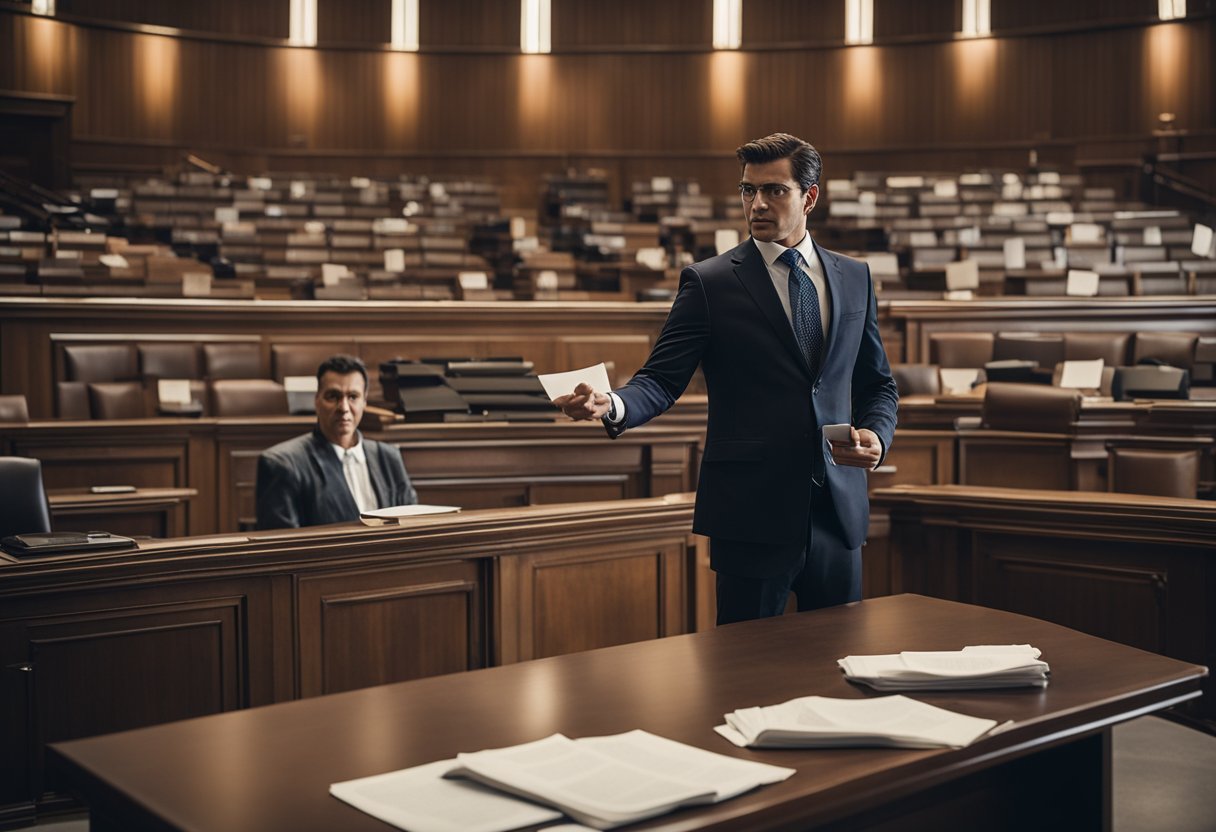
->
xmin=47 ymin=595 xmax=1205 ymax=832
xmin=873 ymin=484 xmax=1216 ymax=726
xmin=47 ymin=487 xmax=197 ymax=537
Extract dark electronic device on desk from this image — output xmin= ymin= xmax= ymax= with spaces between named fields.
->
xmin=1 ymin=531 xmax=137 ymax=557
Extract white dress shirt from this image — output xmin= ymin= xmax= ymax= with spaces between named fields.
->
xmin=330 ymin=440 xmax=379 ymax=513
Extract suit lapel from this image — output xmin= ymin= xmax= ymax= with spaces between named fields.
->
xmin=816 ymin=240 xmax=846 ymax=376
xmin=363 ymin=440 xmax=389 ymax=508
xmin=732 ymin=240 xmax=813 ymax=382
xmin=308 ymin=430 xmax=359 ymax=517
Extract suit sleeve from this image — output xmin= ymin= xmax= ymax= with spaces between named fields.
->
xmin=607 ymin=266 xmax=711 ymax=437
xmin=849 ymin=265 xmax=899 ymax=464
xmin=387 ymin=447 xmax=419 ymax=506
xmin=256 ymin=452 xmax=301 ymax=530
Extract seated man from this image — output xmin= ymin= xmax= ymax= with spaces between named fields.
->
xmin=256 ymin=355 xmax=417 ymax=529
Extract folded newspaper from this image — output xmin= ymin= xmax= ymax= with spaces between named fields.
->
xmin=838 ymin=644 xmax=1049 ymax=691
xmin=715 ymin=694 xmax=999 ymax=750
xmin=331 ymin=729 xmax=794 ymax=832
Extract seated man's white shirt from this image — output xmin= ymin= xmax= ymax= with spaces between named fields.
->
xmin=330 ymin=440 xmax=379 ymax=513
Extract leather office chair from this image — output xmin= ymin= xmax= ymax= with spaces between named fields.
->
xmin=928 ymin=332 xmax=994 ymax=368
xmin=890 ymin=363 xmax=941 ymax=396
xmin=1132 ymin=332 xmax=1199 ymax=371
xmin=1107 ymin=447 xmax=1201 ymax=499
xmin=1064 ymin=332 xmax=1130 ymax=366
xmin=203 ymin=343 xmax=264 ymax=379
xmin=63 ymin=344 xmax=138 ymax=382
xmin=271 ymin=344 xmax=349 ymax=382
xmin=993 ymin=332 xmax=1065 ymax=369
xmin=56 ymin=382 xmax=91 ymax=419
xmin=210 ymin=379 xmax=288 ymax=417
xmin=0 ymin=456 xmax=53 ymax=539
xmin=0 ymin=395 xmax=29 ymax=422
xmin=981 ymin=382 xmax=1081 ymax=433
xmin=139 ymin=343 xmax=202 ymax=380
xmin=88 ymin=381 xmax=149 ymax=419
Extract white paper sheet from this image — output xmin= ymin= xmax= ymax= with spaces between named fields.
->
xmin=1003 ymin=237 xmax=1026 ymax=270
xmin=944 ymin=260 xmax=979 ymax=290
xmin=939 ymin=368 xmax=980 ymax=395
xmin=1059 ymin=358 xmax=1104 ymax=390
xmin=635 ymin=247 xmax=668 ymax=270
xmin=714 ymin=229 xmax=740 ymax=255
xmin=862 ymin=252 xmax=899 ymax=277
xmin=1193 ymin=224 xmax=1215 ymax=258
xmin=158 ymin=379 xmax=192 ymax=405
xmin=537 ymin=363 xmax=612 ymax=401
xmin=384 ymin=249 xmax=406 ymax=272
xmin=360 ymin=505 xmax=462 ymax=525
xmin=283 ymin=375 xmax=318 ymax=393
xmin=1143 ymin=226 xmax=1162 ymax=246
xmin=458 ymin=271 xmax=490 ymax=290
xmin=181 ymin=272 xmax=212 ymax=296
xmin=1066 ymin=269 xmax=1100 ymax=297
xmin=330 ymin=759 xmax=562 ymax=832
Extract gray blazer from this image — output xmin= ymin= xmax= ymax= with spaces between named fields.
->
xmin=255 ymin=428 xmax=418 ymax=529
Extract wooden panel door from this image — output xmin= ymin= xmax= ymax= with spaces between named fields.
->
xmin=296 ymin=560 xmax=484 ymax=698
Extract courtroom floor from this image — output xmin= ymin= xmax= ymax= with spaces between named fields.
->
xmin=31 ymin=715 xmax=1216 ymax=832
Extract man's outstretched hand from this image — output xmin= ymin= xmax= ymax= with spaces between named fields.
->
xmin=554 ymin=382 xmax=612 ymax=421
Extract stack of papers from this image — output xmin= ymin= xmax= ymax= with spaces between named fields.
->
xmin=838 ymin=645 xmax=1049 ymax=691
xmin=331 ymin=729 xmax=794 ymax=832
xmin=359 ymin=505 xmax=461 ymax=525
xmin=715 ymin=695 xmax=999 ymax=750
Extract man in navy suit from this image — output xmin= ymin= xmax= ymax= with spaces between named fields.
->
xmin=557 ymin=133 xmax=897 ymax=624
xmin=256 ymin=355 xmax=417 ymax=529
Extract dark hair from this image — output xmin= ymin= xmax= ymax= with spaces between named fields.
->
xmin=316 ymin=354 xmax=368 ymax=389
xmin=735 ymin=133 xmax=822 ymax=192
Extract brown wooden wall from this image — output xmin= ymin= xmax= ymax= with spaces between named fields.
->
xmin=0 ymin=4 xmax=1213 ymax=206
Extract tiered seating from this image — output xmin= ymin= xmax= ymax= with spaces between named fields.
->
xmin=823 ymin=170 xmax=1214 ymax=297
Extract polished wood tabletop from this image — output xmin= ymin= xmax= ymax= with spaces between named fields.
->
xmin=49 ymin=594 xmax=1206 ymax=832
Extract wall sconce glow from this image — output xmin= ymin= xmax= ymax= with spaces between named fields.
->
xmin=1158 ymin=0 xmax=1185 ymax=20
xmin=289 ymin=0 xmax=317 ymax=47
xmin=520 ymin=0 xmax=551 ymax=54
xmin=845 ymin=0 xmax=873 ymax=45
xmin=961 ymin=0 xmax=990 ymax=37
xmin=31 ymin=0 xmax=55 ymax=15
xmin=713 ymin=0 xmax=742 ymax=50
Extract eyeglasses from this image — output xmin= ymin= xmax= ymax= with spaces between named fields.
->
xmin=738 ymin=183 xmax=799 ymax=202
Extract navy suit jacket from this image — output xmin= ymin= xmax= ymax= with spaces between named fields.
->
xmin=608 ymin=237 xmax=897 ymax=576
xmin=256 ymin=428 xmax=418 ymax=530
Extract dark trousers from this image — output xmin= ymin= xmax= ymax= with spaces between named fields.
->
xmin=714 ymin=484 xmax=862 ymax=626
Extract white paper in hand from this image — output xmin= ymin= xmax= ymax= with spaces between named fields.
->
xmin=537 ymin=363 xmax=612 ymax=402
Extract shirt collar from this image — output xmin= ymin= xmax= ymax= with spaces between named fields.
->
xmin=330 ymin=437 xmax=366 ymax=464
xmin=753 ymin=233 xmax=819 ymax=271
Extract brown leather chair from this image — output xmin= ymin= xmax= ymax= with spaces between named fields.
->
xmin=993 ymin=332 xmax=1065 ymax=369
xmin=271 ymin=344 xmax=350 ymax=382
xmin=140 ymin=343 xmax=202 ymax=380
xmin=56 ymin=382 xmax=91 ymax=420
xmin=88 ymin=381 xmax=149 ymax=419
xmin=203 ymin=343 xmax=264 ymax=379
xmin=63 ymin=344 xmax=138 ymax=382
xmin=981 ymin=382 xmax=1081 ymax=433
xmin=1132 ymin=332 xmax=1199 ymax=370
xmin=1064 ymin=332 xmax=1130 ymax=366
xmin=1107 ymin=447 xmax=1201 ymax=499
xmin=890 ymin=364 xmax=941 ymax=396
xmin=0 ymin=395 xmax=29 ymax=422
xmin=210 ymin=379 xmax=288 ymax=417
xmin=928 ymin=332 xmax=994 ymax=368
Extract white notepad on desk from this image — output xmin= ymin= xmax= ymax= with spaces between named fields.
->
xmin=360 ymin=505 xmax=461 ymax=525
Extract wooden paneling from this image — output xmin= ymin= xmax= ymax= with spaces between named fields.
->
xmin=992 ymin=0 xmax=1174 ymax=31
xmin=318 ymin=0 xmax=391 ymax=46
xmin=296 ymin=559 xmax=483 ymax=697
xmin=876 ymin=484 xmax=1216 ymax=725
xmin=552 ymin=0 xmax=710 ymax=48
xmin=0 ymin=495 xmax=696 ymax=824
xmin=57 ymin=0 xmax=287 ymax=38
xmin=958 ymin=433 xmax=1074 ymax=489
xmin=3 ymin=10 xmax=1213 ymax=203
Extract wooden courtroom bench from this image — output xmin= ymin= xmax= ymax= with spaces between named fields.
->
xmin=0 ymin=495 xmax=699 ymax=826
xmin=0 ymin=418 xmax=703 ymax=536
xmin=872 ymin=483 xmax=1216 ymax=730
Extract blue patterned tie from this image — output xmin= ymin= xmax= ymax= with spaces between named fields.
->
xmin=780 ymin=248 xmax=823 ymax=373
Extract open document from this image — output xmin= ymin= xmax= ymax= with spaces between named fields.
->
xmin=447 ymin=731 xmax=794 ymax=830
xmin=332 ymin=730 xmax=792 ymax=832
xmin=716 ymin=695 xmax=999 ymax=750
xmin=839 ymin=644 xmax=1049 ymax=691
